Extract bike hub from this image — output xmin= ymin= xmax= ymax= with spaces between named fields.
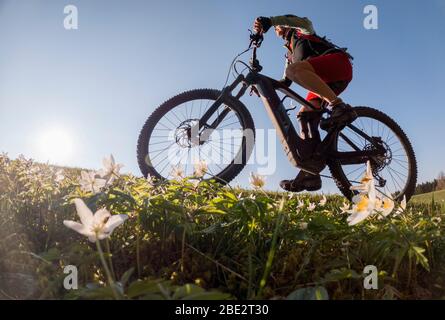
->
xmin=364 ymin=137 xmax=393 ymax=188
xmin=174 ymin=119 xmax=209 ymax=148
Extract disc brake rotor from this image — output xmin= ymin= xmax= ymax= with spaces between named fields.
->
xmin=174 ymin=119 xmax=211 ymax=148
xmin=364 ymin=139 xmax=392 ymax=188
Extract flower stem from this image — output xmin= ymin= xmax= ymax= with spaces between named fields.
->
xmin=136 ymin=225 xmax=141 ymax=278
xmin=181 ymin=227 xmax=186 ymax=273
xmin=96 ymin=239 xmax=120 ymax=299
xmin=105 ymin=238 xmax=116 ymax=280
xmin=258 ymin=198 xmax=285 ymax=298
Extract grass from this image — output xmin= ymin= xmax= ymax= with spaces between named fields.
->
xmin=1 ymin=153 xmax=445 ymax=300
xmin=412 ymin=189 xmax=445 ymax=204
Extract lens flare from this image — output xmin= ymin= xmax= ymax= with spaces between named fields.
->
xmin=36 ymin=127 xmax=75 ymax=164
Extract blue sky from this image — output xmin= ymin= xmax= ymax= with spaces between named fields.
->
xmin=1 ymin=0 xmax=444 ymax=193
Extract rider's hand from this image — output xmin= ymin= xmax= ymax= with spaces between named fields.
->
xmin=254 ymin=17 xmax=272 ymax=34
xmin=279 ymin=77 xmax=292 ymax=88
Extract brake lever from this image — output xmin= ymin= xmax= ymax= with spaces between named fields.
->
xmin=248 ymin=29 xmax=264 ymax=47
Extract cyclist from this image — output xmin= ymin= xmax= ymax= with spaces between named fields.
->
xmin=253 ymin=15 xmax=357 ymax=192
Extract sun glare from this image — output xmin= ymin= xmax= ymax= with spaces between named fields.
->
xmin=36 ymin=128 xmax=75 ymax=164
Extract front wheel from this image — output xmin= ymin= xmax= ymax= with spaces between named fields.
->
xmin=328 ymin=106 xmax=418 ymax=202
xmin=137 ymin=89 xmax=255 ymax=184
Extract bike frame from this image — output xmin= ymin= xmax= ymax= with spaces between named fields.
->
xmin=198 ymin=46 xmax=386 ymax=172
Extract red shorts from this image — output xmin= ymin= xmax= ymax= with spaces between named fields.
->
xmin=306 ymin=52 xmax=353 ymax=101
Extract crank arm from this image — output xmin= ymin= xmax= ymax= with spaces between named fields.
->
xmin=334 ymin=150 xmax=386 ymax=165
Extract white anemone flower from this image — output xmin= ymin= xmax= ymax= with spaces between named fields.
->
xmin=350 ymin=161 xmax=374 ymax=194
xmin=319 ymin=195 xmax=327 ymax=206
xmin=432 ymin=216 xmax=442 ymax=224
xmin=346 ymin=173 xmax=377 ymax=226
xmin=307 ymin=202 xmax=316 ymax=211
xmin=346 ymin=195 xmax=375 ymax=226
xmin=99 ymin=154 xmax=124 ymax=183
xmin=340 ymin=201 xmax=350 ymax=213
xmin=394 ymin=196 xmax=407 ymax=216
xmin=297 ymin=200 xmax=305 ymax=209
xmin=249 ymin=172 xmax=266 ymax=189
xmin=193 ymin=160 xmax=208 ymax=178
xmin=63 ymin=199 xmax=128 ymax=243
xmin=146 ymin=174 xmax=155 ymax=186
xmin=170 ymin=165 xmax=184 ymax=180
xmin=340 ymin=201 xmax=351 ymax=213
xmin=376 ymin=196 xmax=395 ymax=217
xmin=79 ymin=171 xmax=107 ymax=194
xmin=190 ymin=179 xmax=200 ymax=188
xmin=55 ymin=169 xmax=65 ymax=183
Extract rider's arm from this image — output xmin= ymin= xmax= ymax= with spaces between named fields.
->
xmin=270 ymin=15 xmax=315 ymax=35
xmin=280 ymin=59 xmax=292 ymax=87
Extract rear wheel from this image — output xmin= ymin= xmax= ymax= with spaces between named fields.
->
xmin=137 ymin=89 xmax=255 ymax=184
xmin=328 ymin=106 xmax=417 ymax=202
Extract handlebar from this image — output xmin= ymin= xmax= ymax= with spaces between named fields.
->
xmin=248 ymin=30 xmax=263 ymax=72
xmin=222 ymin=30 xmax=264 ymax=90
xmin=249 ymin=30 xmax=264 ymax=48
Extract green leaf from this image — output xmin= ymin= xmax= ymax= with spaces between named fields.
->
xmin=308 ymin=216 xmax=338 ymax=232
xmin=287 ymin=286 xmax=329 ymax=300
xmin=39 ymin=248 xmax=61 ymax=262
xmin=109 ymin=189 xmax=137 ymax=207
xmin=322 ymin=268 xmax=361 ymax=283
xmin=182 ymin=291 xmax=232 ymax=300
xmin=194 ymin=207 xmax=227 ymax=215
xmin=140 ymin=293 xmax=166 ymax=300
xmin=199 ymin=223 xmax=222 ymax=234
xmin=224 ymin=192 xmax=239 ymax=202
xmin=76 ymin=286 xmax=116 ymax=299
xmin=120 ymin=267 xmax=135 ymax=287
xmin=411 ymin=246 xmax=430 ymax=271
xmin=127 ymin=279 xmax=169 ymax=298
xmin=172 ymin=284 xmax=205 ymax=300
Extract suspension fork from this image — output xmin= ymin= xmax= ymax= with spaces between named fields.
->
xmin=193 ymin=75 xmax=247 ymax=144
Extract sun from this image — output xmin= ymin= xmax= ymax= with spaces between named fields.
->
xmin=36 ymin=127 xmax=75 ymax=164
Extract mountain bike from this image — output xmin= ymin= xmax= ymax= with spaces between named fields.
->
xmin=137 ymin=32 xmax=417 ymax=201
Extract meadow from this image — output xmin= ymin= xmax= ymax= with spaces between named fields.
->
xmin=412 ymin=189 xmax=445 ymax=205
xmin=0 ymin=153 xmax=444 ymax=300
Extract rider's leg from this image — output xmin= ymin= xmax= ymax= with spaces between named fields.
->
xmin=285 ymin=61 xmax=338 ymax=104
xmin=280 ymin=169 xmax=322 ymax=192
xmin=286 ymin=54 xmax=357 ymax=130
xmin=280 ymin=98 xmax=324 ymax=193
xmin=281 ymin=54 xmax=355 ymax=192
xmin=298 ymin=98 xmax=322 ymax=144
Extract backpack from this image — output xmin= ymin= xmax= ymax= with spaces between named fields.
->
xmin=289 ymin=30 xmax=354 ymax=63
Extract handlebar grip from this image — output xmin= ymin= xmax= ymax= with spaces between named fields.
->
xmin=249 ymin=32 xmax=264 ymax=48
xmin=250 ymin=32 xmax=263 ymax=42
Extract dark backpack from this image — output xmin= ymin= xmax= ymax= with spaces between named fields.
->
xmin=290 ymin=30 xmax=354 ymax=62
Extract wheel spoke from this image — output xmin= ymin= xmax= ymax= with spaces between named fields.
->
xmin=150 ymin=141 xmax=176 ymax=160
xmin=141 ymin=94 xmax=250 ymax=182
xmin=345 ymin=165 xmax=365 ymax=177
